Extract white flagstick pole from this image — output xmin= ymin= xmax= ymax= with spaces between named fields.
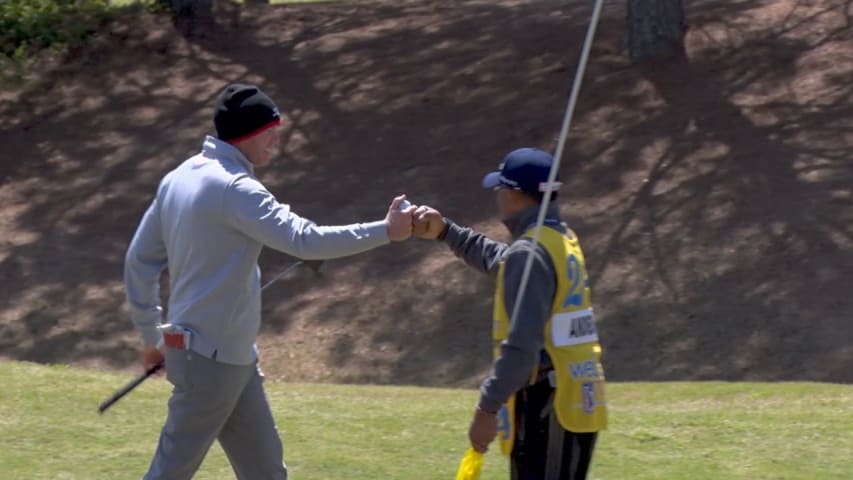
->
xmin=506 ymin=0 xmax=605 ymax=331
xmin=261 ymin=261 xmax=303 ymax=291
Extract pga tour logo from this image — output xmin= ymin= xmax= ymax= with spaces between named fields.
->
xmin=582 ymin=382 xmax=596 ymax=414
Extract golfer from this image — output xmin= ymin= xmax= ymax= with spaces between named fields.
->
xmin=413 ymin=148 xmax=607 ymax=479
xmin=124 ymin=83 xmax=415 ymax=480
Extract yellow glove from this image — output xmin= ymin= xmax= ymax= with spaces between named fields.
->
xmin=455 ymin=448 xmax=484 ymax=480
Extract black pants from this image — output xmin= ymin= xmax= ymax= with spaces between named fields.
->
xmin=510 ymin=379 xmax=598 ymax=480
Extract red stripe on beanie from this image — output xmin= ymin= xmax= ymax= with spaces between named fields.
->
xmin=225 ymin=119 xmax=282 ymax=144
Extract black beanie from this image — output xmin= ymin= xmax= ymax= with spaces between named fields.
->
xmin=214 ymin=83 xmax=281 ymax=143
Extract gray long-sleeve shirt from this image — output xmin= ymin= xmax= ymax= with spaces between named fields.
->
xmin=124 ymin=136 xmax=390 ymax=365
xmin=441 ymin=205 xmax=563 ymax=413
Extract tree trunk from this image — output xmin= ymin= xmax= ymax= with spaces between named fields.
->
xmin=627 ymin=0 xmax=688 ymax=63
xmin=169 ymin=0 xmax=214 ymax=37
xmin=169 ymin=0 xmax=213 ymax=18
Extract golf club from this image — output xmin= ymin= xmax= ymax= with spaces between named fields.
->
xmin=98 ymin=258 xmax=319 ymax=414
xmin=98 ymin=363 xmax=162 ymax=414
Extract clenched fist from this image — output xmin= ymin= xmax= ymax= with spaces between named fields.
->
xmin=385 ymin=195 xmax=416 ymax=241
xmin=413 ymin=205 xmax=446 ymax=239
xmin=142 ymin=345 xmax=165 ymax=374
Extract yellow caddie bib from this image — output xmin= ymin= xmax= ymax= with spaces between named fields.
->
xmin=493 ymin=226 xmax=607 ymax=457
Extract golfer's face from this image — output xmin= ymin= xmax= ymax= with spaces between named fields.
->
xmin=253 ymin=126 xmax=281 ymax=168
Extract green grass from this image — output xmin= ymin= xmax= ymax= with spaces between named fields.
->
xmin=1 ymin=361 xmax=851 ymax=479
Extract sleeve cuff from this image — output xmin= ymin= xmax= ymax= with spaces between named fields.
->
xmin=476 ymin=393 xmax=503 ymax=414
xmin=362 ymin=219 xmax=391 ymax=244
xmin=478 ymin=377 xmax=506 ymax=414
xmin=439 ymin=218 xmax=458 ymax=243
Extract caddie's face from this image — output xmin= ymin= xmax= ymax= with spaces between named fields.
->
xmin=495 ymin=187 xmax=515 ymax=220
xmin=495 ymin=187 xmax=537 ymax=221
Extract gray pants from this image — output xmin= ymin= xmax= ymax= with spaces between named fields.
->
xmin=144 ymin=348 xmax=287 ymax=480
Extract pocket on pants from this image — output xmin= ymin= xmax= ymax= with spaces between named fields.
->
xmin=164 ymin=347 xmax=192 ymax=390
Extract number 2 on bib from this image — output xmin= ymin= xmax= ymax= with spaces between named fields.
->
xmin=562 ymin=255 xmax=587 ymax=308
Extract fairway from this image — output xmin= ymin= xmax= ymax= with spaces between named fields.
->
xmin=1 ymin=362 xmax=851 ymax=479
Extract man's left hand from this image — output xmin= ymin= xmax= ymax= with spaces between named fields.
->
xmin=469 ymin=407 xmax=498 ymax=453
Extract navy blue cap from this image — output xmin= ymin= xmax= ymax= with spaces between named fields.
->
xmin=481 ymin=148 xmax=562 ymax=195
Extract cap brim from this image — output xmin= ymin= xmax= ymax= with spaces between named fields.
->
xmin=481 ymin=171 xmax=502 ymax=189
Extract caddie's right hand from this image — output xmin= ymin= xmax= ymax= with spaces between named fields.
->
xmin=386 ymin=194 xmax=416 ymax=242
xmin=413 ymin=205 xmax=446 ymax=239
xmin=142 ymin=345 xmax=165 ymax=373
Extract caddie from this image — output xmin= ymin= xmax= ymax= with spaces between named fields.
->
xmin=124 ymin=83 xmax=415 ymax=480
xmin=413 ymin=148 xmax=607 ymax=480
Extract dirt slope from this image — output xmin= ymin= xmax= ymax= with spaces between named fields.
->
xmin=0 ymin=0 xmax=851 ymax=385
